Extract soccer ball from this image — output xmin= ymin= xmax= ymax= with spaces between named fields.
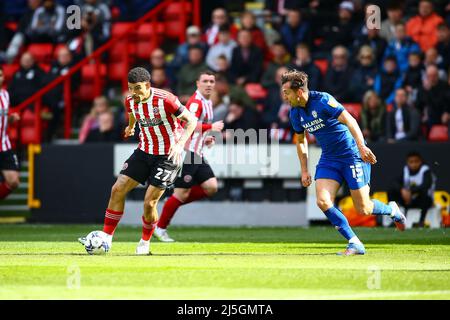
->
xmin=84 ymin=231 xmax=110 ymax=255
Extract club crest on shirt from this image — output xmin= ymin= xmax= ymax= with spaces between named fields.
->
xmin=153 ymin=107 xmax=160 ymax=115
xmin=312 ymin=110 xmax=318 ymax=118
xmin=184 ymin=174 xmax=193 ymax=183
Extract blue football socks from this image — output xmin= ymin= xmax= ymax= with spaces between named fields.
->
xmin=371 ymin=199 xmax=393 ymax=216
xmin=324 ymin=206 xmax=356 ymax=240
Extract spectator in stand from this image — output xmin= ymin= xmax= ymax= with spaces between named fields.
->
xmin=436 ymin=23 xmax=450 ymax=71
xmin=79 ymin=96 xmax=110 ymax=143
xmin=85 ymin=111 xmax=122 ymax=143
xmin=8 ymin=52 xmax=46 ymax=107
xmin=361 ymin=90 xmax=386 ymax=143
xmin=383 ymin=23 xmax=421 ymax=73
xmin=171 ymin=25 xmax=208 ymax=72
xmin=323 ymin=45 xmax=353 ymax=102
xmin=215 ymin=55 xmax=233 ymax=83
xmin=72 ymin=0 xmax=111 ymax=55
xmin=204 ymin=8 xmax=238 ymax=46
xmin=280 ymin=9 xmax=311 ymax=56
xmin=262 ymin=66 xmax=289 ymax=128
xmin=416 ymin=65 xmax=450 ymax=128
xmin=239 ymin=11 xmax=268 ymax=56
xmin=28 ymin=0 xmax=66 ymax=43
xmin=141 ymin=48 xmax=172 ymax=85
xmin=229 ymin=29 xmax=263 ymax=86
xmin=389 ymin=151 xmax=436 ymax=228
xmin=350 ymin=45 xmax=378 ymax=102
xmin=406 ymin=0 xmax=444 ymax=52
xmin=403 ymin=52 xmax=424 ymax=104
xmin=423 ymin=47 xmax=448 ymax=80
xmin=206 ymin=24 xmax=237 ymax=72
xmin=352 ymin=27 xmax=387 ymax=66
xmin=176 ymin=45 xmax=208 ymax=103
xmin=261 ymin=41 xmax=290 ymax=89
xmin=223 ymin=99 xmax=261 ymax=138
xmin=288 ymin=43 xmax=322 ymax=90
xmin=374 ymin=56 xmax=403 ymax=105
xmin=1 ymin=0 xmax=42 ymax=64
xmin=317 ymin=1 xmax=356 ymax=54
xmin=214 ymin=73 xmax=255 ymax=111
xmin=380 ymin=3 xmax=405 ymax=42
xmin=386 ymin=88 xmax=421 ymax=143
xmin=151 ymin=68 xmax=171 ymax=92
xmin=43 ymin=46 xmax=80 ymax=141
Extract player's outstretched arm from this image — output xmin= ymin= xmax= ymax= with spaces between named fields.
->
xmin=337 ymin=110 xmax=377 ymax=164
xmin=296 ymin=132 xmax=312 ymax=187
xmin=168 ymin=109 xmax=198 ymax=165
xmin=124 ymin=113 xmax=137 ymax=138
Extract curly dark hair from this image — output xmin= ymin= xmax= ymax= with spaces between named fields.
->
xmin=281 ymin=69 xmax=308 ymax=91
xmin=127 ymin=67 xmax=151 ymax=83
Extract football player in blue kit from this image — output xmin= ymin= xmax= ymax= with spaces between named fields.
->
xmin=282 ymin=70 xmax=406 ymax=255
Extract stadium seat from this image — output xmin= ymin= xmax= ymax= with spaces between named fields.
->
xmin=81 ymin=63 xmax=107 ymax=81
xmin=245 ymin=83 xmax=268 ymax=100
xmin=20 ymin=125 xmax=40 ymax=145
xmin=428 ymin=125 xmax=448 ymax=142
xmin=163 ymin=1 xmax=193 ymax=20
xmin=163 ymin=20 xmax=186 ymax=40
xmin=314 ymin=59 xmax=328 ymax=75
xmin=27 ymin=43 xmax=54 ymax=64
xmin=108 ymin=61 xmax=128 ymax=81
xmin=1 ymin=63 xmax=20 ymax=85
xmin=110 ymin=23 xmax=137 ymax=61
xmin=135 ymin=23 xmax=164 ymax=59
xmin=343 ymin=103 xmax=362 ymax=122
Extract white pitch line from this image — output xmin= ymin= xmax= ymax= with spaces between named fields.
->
xmin=317 ymin=290 xmax=450 ymax=299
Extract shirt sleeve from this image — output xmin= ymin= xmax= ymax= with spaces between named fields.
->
xmin=186 ymin=99 xmax=203 ymax=119
xmin=124 ymin=96 xmax=132 ymax=113
xmin=289 ymin=108 xmax=304 ymax=134
xmin=164 ymin=94 xmax=185 ymax=117
xmin=323 ymin=94 xmax=345 ymax=119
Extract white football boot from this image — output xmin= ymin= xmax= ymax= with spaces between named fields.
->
xmin=154 ymin=227 xmax=175 ymax=242
xmin=136 ymin=239 xmax=151 ymax=255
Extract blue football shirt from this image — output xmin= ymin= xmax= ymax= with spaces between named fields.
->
xmin=289 ymin=91 xmax=360 ymax=160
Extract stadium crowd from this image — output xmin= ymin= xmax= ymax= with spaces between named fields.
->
xmin=0 ymin=0 xmax=449 ymax=143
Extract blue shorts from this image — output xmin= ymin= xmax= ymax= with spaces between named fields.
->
xmin=315 ymin=158 xmax=371 ymax=190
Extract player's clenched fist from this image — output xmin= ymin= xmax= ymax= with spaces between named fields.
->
xmin=301 ymin=171 xmax=312 ymax=187
xmin=359 ymin=145 xmax=377 ymax=164
xmin=124 ymin=125 xmax=135 ymax=138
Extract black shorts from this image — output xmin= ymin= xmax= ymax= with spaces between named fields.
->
xmin=120 ymin=149 xmax=181 ymax=189
xmin=175 ymin=151 xmax=215 ymax=188
xmin=0 ymin=150 xmax=19 ymax=171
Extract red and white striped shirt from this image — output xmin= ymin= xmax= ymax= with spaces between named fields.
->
xmin=185 ymin=90 xmax=214 ymax=155
xmin=125 ymin=88 xmax=185 ymax=155
xmin=0 ymin=89 xmax=12 ymax=152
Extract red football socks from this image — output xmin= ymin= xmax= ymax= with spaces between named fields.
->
xmin=103 ymin=208 xmax=123 ymax=235
xmin=184 ymin=185 xmax=208 ymax=204
xmin=142 ymin=216 xmax=157 ymax=241
xmin=157 ymin=195 xmax=183 ymax=229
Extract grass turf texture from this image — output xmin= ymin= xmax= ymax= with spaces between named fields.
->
xmin=0 ymin=224 xmax=449 ymax=299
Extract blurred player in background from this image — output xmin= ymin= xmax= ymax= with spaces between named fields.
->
xmin=79 ymin=67 xmax=197 ymax=255
xmin=0 ymin=67 xmax=20 ymax=200
xmin=155 ymin=71 xmax=224 ymax=242
xmin=283 ymin=69 xmax=406 ymax=256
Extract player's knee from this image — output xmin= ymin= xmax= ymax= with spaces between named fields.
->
xmin=204 ymin=185 xmax=218 ymax=197
xmin=111 ymin=182 xmax=127 ymax=199
xmin=145 ymin=199 xmax=159 ymax=210
xmin=316 ymin=198 xmax=333 ymax=211
xmin=6 ymin=177 xmax=19 ymax=190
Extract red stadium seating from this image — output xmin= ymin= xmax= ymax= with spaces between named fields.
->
xmin=314 ymin=59 xmax=328 ymax=75
xmin=27 ymin=43 xmax=54 ymax=64
xmin=163 ymin=20 xmax=186 ymax=40
xmin=135 ymin=23 xmax=164 ymax=59
xmin=81 ymin=63 xmax=107 ymax=80
xmin=428 ymin=125 xmax=448 ymax=142
xmin=343 ymin=103 xmax=362 ymax=122
xmin=1 ymin=63 xmax=20 ymax=86
xmin=245 ymin=83 xmax=268 ymax=100
xmin=163 ymin=1 xmax=192 ymax=20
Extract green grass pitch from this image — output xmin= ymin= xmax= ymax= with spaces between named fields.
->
xmin=0 ymin=224 xmax=449 ymax=299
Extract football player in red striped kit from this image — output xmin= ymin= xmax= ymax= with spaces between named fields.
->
xmin=0 ymin=67 xmax=20 ymax=200
xmin=79 ymin=67 xmax=197 ymax=255
xmin=155 ymin=71 xmax=224 ymax=242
